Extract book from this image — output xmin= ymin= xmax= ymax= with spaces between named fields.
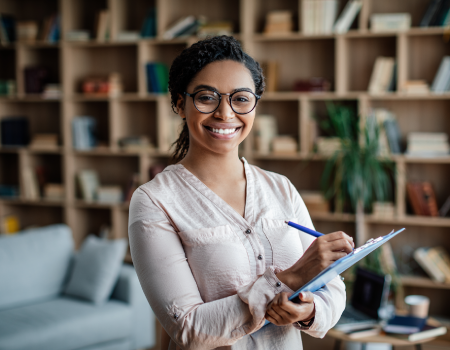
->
xmin=95 ymin=10 xmax=110 ymax=42
xmin=391 ymin=324 xmax=447 ymax=341
xmin=370 ymin=13 xmax=411 ymax=32
xmin=141 ymin=8 xmax=157 ymax=38
xmin=302 ymin=1 xmax=338 ymax=35
xmin=0 ymin=14 xmax=16 ymax=44
xmin=440 ymin=195 xmax=450 ymax=216
xmin=344 ymin=326 xmax=381 ymax=339
xmin=420 ymin=0 xmax=444 ymax=26
xmin=253 ymin=114 xmax=278 ymax=154
xmin=414 ymin=247 xmax=447 ymax=282
xmin=406 ymin=181 xmax=439 ymax=216
xmin=432 ymin=0 xmax=450 ymax=26
xmin=146 ymin=62 xmax=169 ymax=93
xmin=29 ymin=134 xmax=58 ymax=150
xmin=406 ymin=132 xmax=449 ymax=157
xmin=72 ymin=116 xmax=97 ymax=150
xmin=264 ymin=10 xmax=293 ymax=34
xmin=77 ymin=170 xmax=100 ymax=202
xmin=401 ymin=80 xmax=430 ymax=95
xmin=293 ymin=77 xmax=331 ymax=92
xmin=0 ymin=117 xmax=29 ymax=146
xmin=372 ymin=201 xmax=395 ymax=219
xmin=383 ymin=315 xmax=427 ymax=334
xmin=316 ymin=137 xmax=341 ymax=155
xmin=368 ymin=57 xmax=396 ymax=94
xmin=334 ymin=0 xmax=362 ymax=34
xmin=197 ymin=21 xmax=233 ymax=38
xmin=163 ymin=16 xmax=196 ymax=40
xmin=16 ymin=21 xmax=39 ymax=42
xmin=431 ymin=56 xmax=450 ymax=93
xmin=22 ymin=167 xmax=40 ymax=200
xmin=97 ymin=186 xmax=123 ymax=204
xmin=0 ymin=185 xmax=19 ymax=198
xmin=261 ymin=61 xmax=278 ymax=92
xmin=300 ymin=191 xmax=330 ymax=214
xmin=271 ymin=135 xmax=297 ymax=154
xmin=428 ymin=247 xmax=450 ymax=282
xmin=66 ymin=30 xmax=90 ymax=42
xmin=383 ymin=118 xmax=402 ymax=154
xmin=43 ymin=183 xmax=64 ymax=201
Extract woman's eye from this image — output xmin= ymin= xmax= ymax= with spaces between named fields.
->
xmin=233 ymin=96 xmax=250 ymax=103
xmin=198 ymin=95 xmax=216 ymax=102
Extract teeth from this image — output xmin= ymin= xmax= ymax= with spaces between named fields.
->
xmin=211 ymin=128 xmax=236 ymax=134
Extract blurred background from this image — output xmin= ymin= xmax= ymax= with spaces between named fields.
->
xmin=1 ymin=1 xmax=450 ymax=350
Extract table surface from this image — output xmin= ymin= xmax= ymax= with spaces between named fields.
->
xmin=327 ymin=328 xmax=436 ymax=346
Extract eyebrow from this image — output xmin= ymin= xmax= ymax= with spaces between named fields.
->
xmin=192 ymin=84 xmax=254 ymax=94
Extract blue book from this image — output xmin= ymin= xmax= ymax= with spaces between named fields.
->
xmin=146 ymin=63 xmax=159 ymax=93
xmin=383 ymin=315 xmax=427 ymax=334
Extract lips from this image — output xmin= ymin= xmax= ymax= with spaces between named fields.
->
xmin=203 ymin=125 xmax=242 ymax=139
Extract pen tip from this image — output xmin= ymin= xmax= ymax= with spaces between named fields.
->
xmin=284 ymin=221 xmax=289 ymax=224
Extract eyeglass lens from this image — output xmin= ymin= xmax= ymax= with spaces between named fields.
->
xmin=194 ymin=90 xmax=256 ymax=114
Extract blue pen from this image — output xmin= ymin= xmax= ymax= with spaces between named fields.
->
xmin=284 ymin=221 xmax=323 ymax=237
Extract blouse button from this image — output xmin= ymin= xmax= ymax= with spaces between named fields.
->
xmin=276 ymin=282 xmax=281 ymax=287
xmin=245 ymin=229 xmax=251 ymax=234
xmin=174 ymin=313 xmax=179 ymax=320
xmin=258 ymin=254 xmax=263 ymax=260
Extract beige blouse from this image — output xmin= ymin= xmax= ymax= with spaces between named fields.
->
xmin=128 ymin=158 xmax=346 ymax=350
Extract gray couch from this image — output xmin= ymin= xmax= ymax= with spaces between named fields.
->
xmin=0 ymin=224 xmax=156 ymax=350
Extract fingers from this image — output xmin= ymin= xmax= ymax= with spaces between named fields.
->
xmin=324 ymin=231 xmax=355 ymax=248
xmin=326 ymin=238 xmax=354 ymax=254
xmin=299 ymin=291 xmax=314 ymax=303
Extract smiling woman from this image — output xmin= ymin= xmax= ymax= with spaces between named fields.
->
xmin=128 ymin=36 xmax=352 ymax=350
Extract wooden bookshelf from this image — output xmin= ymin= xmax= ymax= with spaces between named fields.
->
xmin=1 ymin=0 xmax=450 ymax=337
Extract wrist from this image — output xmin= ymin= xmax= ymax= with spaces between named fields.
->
xmin=276 ymin=268 xmax=304 ymax=291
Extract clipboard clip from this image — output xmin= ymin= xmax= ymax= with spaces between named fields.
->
xmin=353 ymin=236 xmax=383 ymax=254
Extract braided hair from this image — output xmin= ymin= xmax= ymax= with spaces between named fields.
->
xmin=168 ymin=36 xmax=265 ymax=163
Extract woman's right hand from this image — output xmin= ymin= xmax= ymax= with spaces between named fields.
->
xmin=277 ymin=231 xmax=354 ymax=291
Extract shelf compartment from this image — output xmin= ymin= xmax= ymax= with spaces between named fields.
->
xmin=113 ymin=100 xmax=157 ymax=151
xmin=26 ymin=153 xmax=63 ymax=198
xmin=345 ymin=36 xmax=397 ymax=92
xmin=0 ymin=153 xmax=20 ymax=199
xmin=158 ymin=0 xmax=240 ymax=37
xmin=73 ymin=154 xmax=139 ymax=203
xmin=0 ymin=101 xmax=62 ymax=146
xmin=62 ymin=0 xmax=108 ymax=40
xmin=0 ymin=202 xmax=63 ymax=231
xmin=68 ymin=100 xmax=109 ymax=148
xmin=407 ymin=34 xmax=450 ymax=87
xmin=109 ymin=0 xmax=155 ymax=40
xmin=252 ymin=39 xmax=335 ymax=92
xmin=368 ymin=0 xmax=431 ymax=29
xmin=70 ymin=207 xmax=111 ymax=248
xmin=65 ymin=45 xmax=138 ymax=94
xmin=252 ymin=0 xmax=298 ymax=35
xmin=0 ymin=48 xmax=16 ymax=85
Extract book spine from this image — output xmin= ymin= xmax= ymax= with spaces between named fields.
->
xmin=420 ymin=0 xmax=443 ymax=26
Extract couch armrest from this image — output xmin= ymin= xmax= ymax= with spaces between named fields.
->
xmin=111 ymin=264 xmax=156 ymax=350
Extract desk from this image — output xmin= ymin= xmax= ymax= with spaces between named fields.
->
xmin=328 ymin=328 xmax=436 ymax=350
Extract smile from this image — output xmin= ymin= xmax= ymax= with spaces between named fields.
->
xmin=204 ymin=126 xmax=242 ymax=136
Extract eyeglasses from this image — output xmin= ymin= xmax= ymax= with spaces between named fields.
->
xmin=184 ymin=89 xmax=260 ymax=115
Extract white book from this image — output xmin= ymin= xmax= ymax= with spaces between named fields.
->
xmin=163 ymin=16 xmax=196 ymax=40
xmin=22 ymin=167 xmax=39 ymax=200
xmin=304 ymin=0 xmax=315 ymax=34
xmin=254 ymin=114 xmax=278 ymax=154
xmin=323 ymin=0 xmax=338 ymax=34
xmin=408 ymin=132 xmax=448 ymax=142
xmin=379 ymin=57 xmax=395 ymax=92
xmin=314 ymin=1 xmax=322 ymax=34
xmin=431 ymin=56 xmax=450 ymax=93
xmin=414 ymin=248 xmax=446 ymax=282
xmin=371 ymin=13 xmax=411 ymax=32
xmin=334 ymin=0 xmax=363 ymax=34
xmin=78 ymin=170 xmax=100 ymax=202
xmin=368 ymin=57 xmax=386 ymax=93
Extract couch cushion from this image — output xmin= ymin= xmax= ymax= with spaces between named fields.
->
xmin=0 ymin=224 xmax=73 ymax=311
xmin=64 ymin=235 xmax=127 ymax=305
xmin=0 ymin=296 xmax=132 ymax=350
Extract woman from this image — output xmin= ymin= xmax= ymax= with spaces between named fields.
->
xmin=129 ymin=36 xmax=353 ymax=350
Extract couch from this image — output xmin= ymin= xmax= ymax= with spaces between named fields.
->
xmin=0 ymin=224 xmax=156 ymax=350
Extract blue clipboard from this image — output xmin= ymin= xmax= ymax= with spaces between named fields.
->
xmin=264 ymin=227 xmax=405 ymax=326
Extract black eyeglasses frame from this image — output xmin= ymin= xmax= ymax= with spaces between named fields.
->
xmin=184 ymin=89 xmax=261 ymax=115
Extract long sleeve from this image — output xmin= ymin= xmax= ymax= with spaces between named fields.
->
xmin=128 ymin=187 xmax=293 ymax=350
xmin=287 ymin=180 xmax=346 ymax=338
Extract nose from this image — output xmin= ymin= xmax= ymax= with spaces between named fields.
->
xmin=213 ymin=96 xmax=235 ymax=120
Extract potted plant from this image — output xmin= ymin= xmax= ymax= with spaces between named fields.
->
xmin=319 ymin=102 xmax=393 ymax=246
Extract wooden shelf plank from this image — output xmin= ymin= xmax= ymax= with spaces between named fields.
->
xmin=310 ymin=212 xmax=356 ymax=222
xmin=0 ymin=198 xmax=65 ymax=207
xmin=400 ymin=276 xmax=450 ymax=290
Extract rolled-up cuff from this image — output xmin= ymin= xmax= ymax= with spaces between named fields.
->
xmin=237 ymin=266 xmax=294 ymax=334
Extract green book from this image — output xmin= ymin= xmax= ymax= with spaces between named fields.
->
xmin=155 ymin=63 xmax=169 ymax=93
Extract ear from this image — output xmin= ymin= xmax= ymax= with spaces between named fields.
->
xmin=176 ymin=93 xmax=186 ymax=120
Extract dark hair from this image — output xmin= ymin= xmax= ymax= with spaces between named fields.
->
xmin=168 ymin=35 xmax=265 ymax=163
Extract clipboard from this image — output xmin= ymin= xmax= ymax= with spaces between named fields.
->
xmin=264 ymin=227 xmax=405 ymax=327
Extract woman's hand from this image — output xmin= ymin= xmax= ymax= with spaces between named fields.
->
xmin=265 ymin=292 xmax=315 ymax=326
xmin=277 ymin=231 xmax=354 ymax=291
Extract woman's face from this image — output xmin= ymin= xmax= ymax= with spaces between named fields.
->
xmin=177 ymin=60 xmax=257 ymax=156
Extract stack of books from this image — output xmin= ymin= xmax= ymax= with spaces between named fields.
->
xmin=16 ymin=21 xmax=39 ymax=43
xmin=420 ymin=0 xmax=450 ymax=27
xmin=42 ymin=84 xmax=62 ymax=99
xmin=43 ymin=183 xmax=64 ymax=201
xmin=401 ymin=80 xmax=430 ymax=95
xmin=383 ymin=315 xmax=447 ymax=342
xmin=431 ymin=56 xmax=450 ymax=94
xmin=316 ymin=137 xmax=341 ymax=155
xmin=264 ymin=11 xmax=293 ymax=35
xmin=368 ymin=57 xmax=396 ymax=94
xmin=97 ymin=186 xmax=123 ymax=204
xmin=197 ymin=21 xmax=233 ymax=38
xmin=302 ymin=0 xmax=338 ymax=35
xmin=406 ymin=132 xmax=449 ymax=157
xmin=162 ymin=16 xmax=206 ymax=39
xmin=146 ymin=62 xmax=169 ymax=93
xmin=66 ymin=30 xmax=90 ymax=42
xmin=370 ymin=13 xmax=411 ymax=32
xmin=414 ymin=246 xmax=450 ymax=283
xmin=271 ymin=136 xmax=297 ymax=154
xmin=300 ymin=191 xmax=330 ymax=214
xmin=406 ymin=181 xmax=439 ymax=217
xmin=72 ymin=116 xmax=97 ymax=150
xmin=77 ymin=170 xmax=123 ymax=204
xmin=372 ymin=202 xmax=395 ymax=219
xmin=118 ymin=136 xmax=154 ymax=152
xmin=29 ymin=134 xmax=58 ymax=150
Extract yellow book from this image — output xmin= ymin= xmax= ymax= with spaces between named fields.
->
xmin=1 ymin=215 xmax=20 ymax=234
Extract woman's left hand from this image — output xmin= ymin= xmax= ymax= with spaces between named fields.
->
xmin=265 ymin=291 xmax=315 ymax=326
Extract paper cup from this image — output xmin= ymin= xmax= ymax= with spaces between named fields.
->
xmin=404 ymin=295 xmax=430 ymax=318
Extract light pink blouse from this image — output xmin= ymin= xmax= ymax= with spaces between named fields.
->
xmin=128 ymin=158 xmax=346 ymax=350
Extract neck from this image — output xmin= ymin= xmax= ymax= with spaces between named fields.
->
xmin=180 ymin=143 xmax=244 ymax=184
